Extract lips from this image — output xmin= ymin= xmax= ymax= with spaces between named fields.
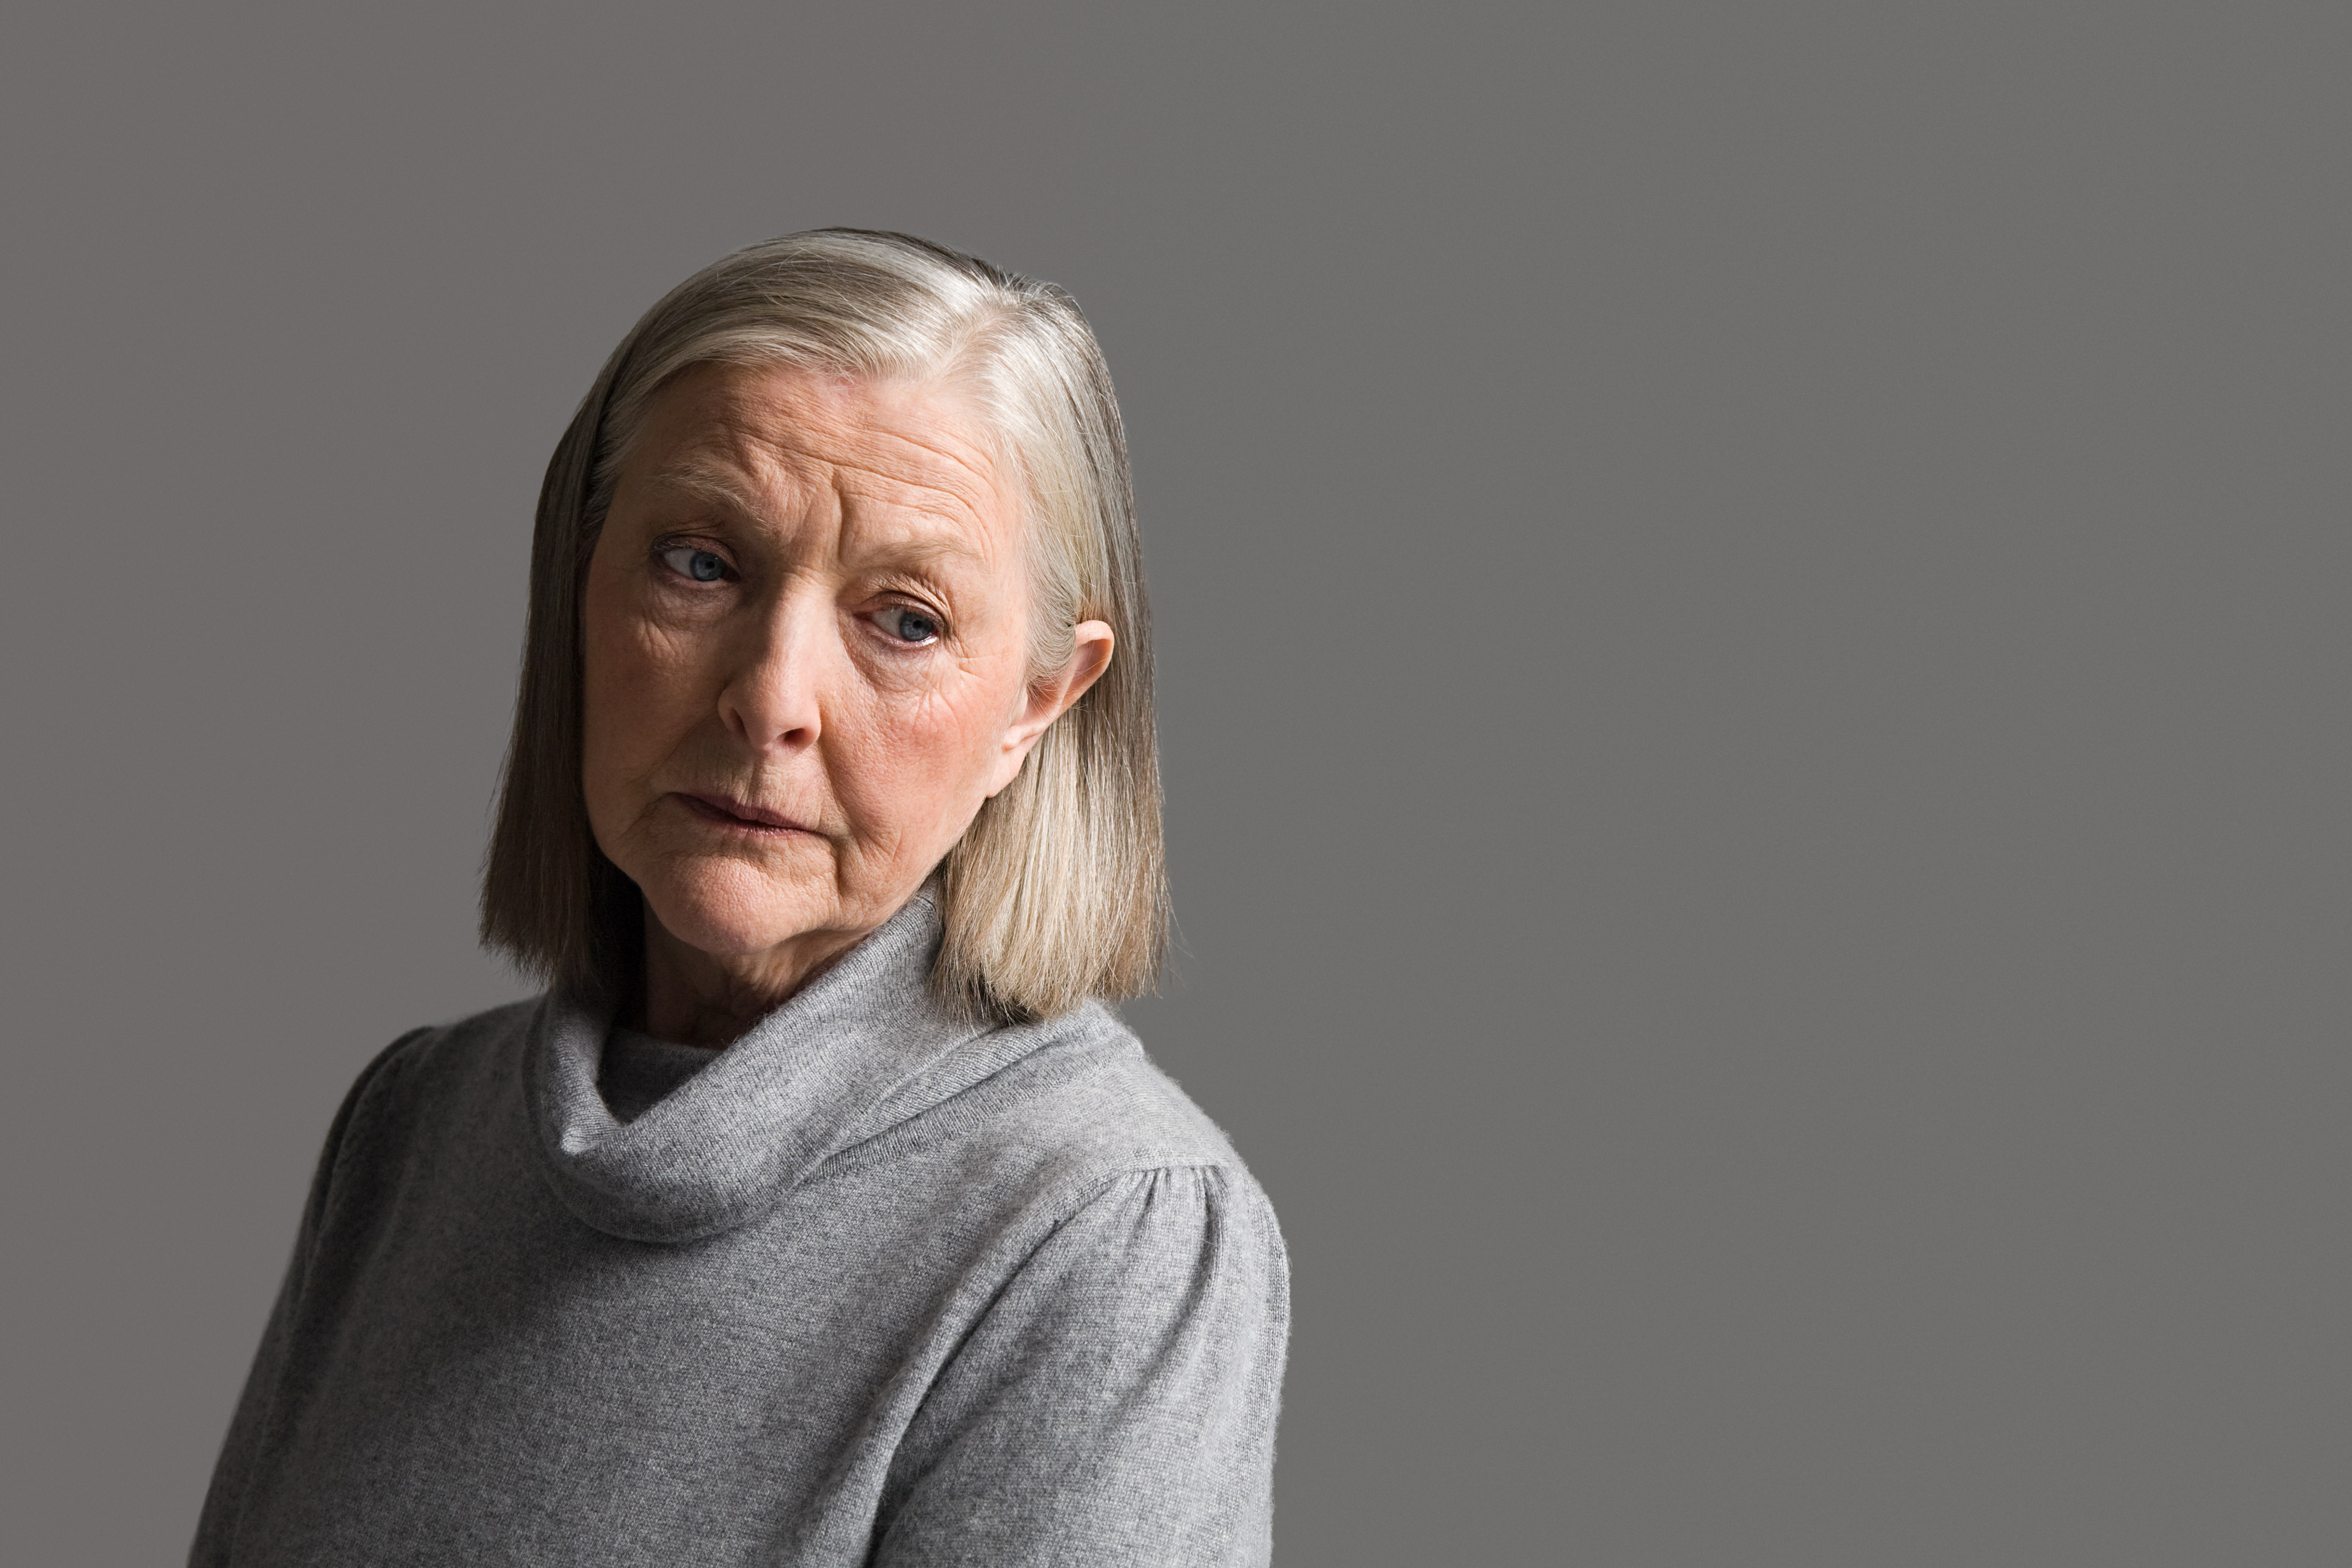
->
xmin=676 ymin=791 xmax=812 ymax=833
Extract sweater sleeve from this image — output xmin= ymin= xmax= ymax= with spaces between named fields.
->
xmin=186 ymin=1029 xmax=423 ymax=1568
xmin=875 ymin=1164 xmax=1291 ymax=1568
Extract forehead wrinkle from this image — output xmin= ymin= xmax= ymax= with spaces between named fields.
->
xmin=771 ymin=434 xmax=1006 ymax=544
xmin=758 ymin=430 xmax=1014 ymax=573
xmin=635 ymin=449 xmax=1001 ymax=576
xmin=854 ymin=420 xmax=1003 ymax=501
xmin=635 ymin=368 xmax=1019 ymax=567
xmin=728 ymin=374 xmax=1008 ymax=518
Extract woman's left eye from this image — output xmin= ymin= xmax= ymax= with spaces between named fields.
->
xmin=873 ymin=606 xmax=942 ymax=645
xmin=659 ymin=545 xmax=729 ymax=583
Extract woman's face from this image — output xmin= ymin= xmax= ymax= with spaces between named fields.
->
xmin=580 ymin=361 xmax=1105 ymax=971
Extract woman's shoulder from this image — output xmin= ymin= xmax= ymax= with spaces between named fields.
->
xmin=345 ymin=993 xmax=1278 ymax=1236
xmin=323 ymin=996 xmax=543 ymax=1137
xmin=853 ymin=999 xmax=1278 ymax=1221
xmin=357 ymin=995 xmax=538 ymax=1084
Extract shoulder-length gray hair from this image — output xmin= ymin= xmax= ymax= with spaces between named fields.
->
xmin=481 ymin=229 xmax=1166 ymax=1021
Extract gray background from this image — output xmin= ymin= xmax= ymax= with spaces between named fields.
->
xmin=3 ymin=3 xmax=2345 ymax=1563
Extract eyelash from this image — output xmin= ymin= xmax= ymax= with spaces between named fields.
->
xmin=653 ymin=541 xmax=947 ymax=647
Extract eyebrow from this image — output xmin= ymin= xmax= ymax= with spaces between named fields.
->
xmin=638 ymin=461 xmax=769 ymax=517
xmin=636 ymin=460 xmax=994 ymax=570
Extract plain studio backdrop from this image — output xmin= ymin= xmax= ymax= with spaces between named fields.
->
xmin=2 ymin=3 xmax=2345 ymax=1563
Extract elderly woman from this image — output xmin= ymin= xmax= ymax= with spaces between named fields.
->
xmin=191 ymin=231 xmax=1288 ymax=1566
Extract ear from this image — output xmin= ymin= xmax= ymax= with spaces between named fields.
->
xmin=985 ymin=621 xmax=1115 ymax=796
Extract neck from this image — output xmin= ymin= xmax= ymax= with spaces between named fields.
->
xmin=634 ymin=907 xmax=869 ymax=1048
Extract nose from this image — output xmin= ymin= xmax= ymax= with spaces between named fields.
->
xmin=717 ymin=586 xmax=825 ymax=755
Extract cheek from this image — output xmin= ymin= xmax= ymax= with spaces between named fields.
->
xmin=581 ymin=595 xmax=703 ymax=805
xmin=830 ymin=672 xmax=1018 ymax=838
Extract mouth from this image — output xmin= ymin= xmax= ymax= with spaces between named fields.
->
xmin=673 ymin=791 xmax=815 ymax=836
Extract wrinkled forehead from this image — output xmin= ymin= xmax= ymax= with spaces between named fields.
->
xmin=623 ymin=361 xmax=1024 ymax=558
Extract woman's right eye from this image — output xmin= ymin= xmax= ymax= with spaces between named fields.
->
xmin=659 ymin=545 xmax=730 ymax=583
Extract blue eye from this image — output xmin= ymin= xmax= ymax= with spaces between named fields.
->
xmin=876 ymin=606 xmax=942 ymax=645
xmin=660 ymin=545 xmax=728 ymax=583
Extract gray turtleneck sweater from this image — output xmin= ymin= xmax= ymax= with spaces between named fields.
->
xmin=189 ymin=893 xmax=1288 ymax=1566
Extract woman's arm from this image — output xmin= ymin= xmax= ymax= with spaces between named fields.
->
xmin=875 ymin=1164 xmax=1291 ymax=1568
xmin=187 ymin=1029 xmax=424 ymax=1567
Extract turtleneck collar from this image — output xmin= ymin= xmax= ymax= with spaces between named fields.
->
xmin=522 ymin=889 xmax=991 ymax=1244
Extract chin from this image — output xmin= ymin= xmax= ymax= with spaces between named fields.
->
xmin=638 ymin=857 xmax=836 ymax=958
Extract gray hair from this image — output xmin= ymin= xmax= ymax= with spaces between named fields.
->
xmin=481 ymin=230 xmax=1167 ymax=1020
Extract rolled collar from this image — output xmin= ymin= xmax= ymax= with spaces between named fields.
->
xmin=521 ymin=890 xmax=990 ymax=1243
